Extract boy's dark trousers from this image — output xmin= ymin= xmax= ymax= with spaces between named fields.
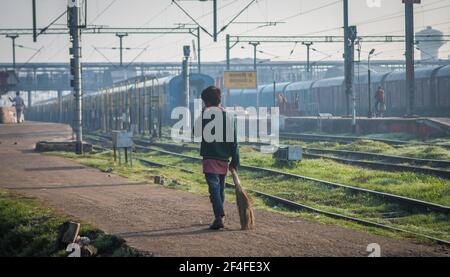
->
xmin=205 ymin=173 xmax=226 ymax=219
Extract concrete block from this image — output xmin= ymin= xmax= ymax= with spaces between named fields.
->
xmin=35 ymin=141 xmax=93 ymax=153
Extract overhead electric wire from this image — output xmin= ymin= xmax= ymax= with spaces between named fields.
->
xmin=125 ymin=45 xmax=150 ymax=68
xmin=219 ymin=0 xmax=258 ymax=34
xmin=85 ymin=0 xmax=123 ymax=59
xmin=355 ymin=2 xmax=450 ymax=28
xmin=45 ymin=42 xmax=70 ymax=62
xmin=90 ymin=0 xmax=119 ymax=24
xmin=172 ymin=0 xmax=213 ymax=37
xmin=292 ymin=0 xmax=448 ymax=37
xmin=238 ymin=0 xmax=450 ymax=62
xmin=278 ymin=0 xmax=342 ymax=22
xmin=37 ymin=10 xmax=68 ymax=37
xmin=17 ymin=47 xmax=44 ymax=71
xmin=101 ymin=0 xmax=245 ymax=61
xmin=140 ymin=2 xmax=174 ymax=27
xmin=131 ymin=0 xmax=246 ymax=62
xmin=180 ymin=0 xmax=241 ymax=25
xmin=92 ymin=46 xmax=118 ymax=68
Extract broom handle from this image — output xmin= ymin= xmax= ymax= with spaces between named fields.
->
xmin=230 ymin=168 xmax=241 ymax=188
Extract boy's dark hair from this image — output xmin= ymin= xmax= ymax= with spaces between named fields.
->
xmin=201 ymin=86 xmax=221 ymax=106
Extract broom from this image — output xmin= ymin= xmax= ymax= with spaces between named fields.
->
xmin=231 ymin=168 xmax=255 ymax=230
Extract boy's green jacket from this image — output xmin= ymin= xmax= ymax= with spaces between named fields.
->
xmin=198 ymin=108 xmax=240 ymax=168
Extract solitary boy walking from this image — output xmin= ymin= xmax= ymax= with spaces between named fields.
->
xmin=199 ymin=86 xmax=240 ymax=230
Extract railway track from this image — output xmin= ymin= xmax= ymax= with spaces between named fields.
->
xmin=245 ymin=136 xmax=450 ymax=179
xmin=280 ymin=132 xmax=450 ymax=150
xmin=301 ymin=151 xmax=450 ymax=180
xmin=86 ymin=135 xmax=450 ymax=246
xmin=304 ymin=148 xmax=450 ymax=169
xmin=88 ymin=134 xmax=450 ymax=214
xmin=131 ymin=137 xmax=450 ymax=179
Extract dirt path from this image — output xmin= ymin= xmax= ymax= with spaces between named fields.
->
xmin=0 ymin=122 xmax=448 ymax=257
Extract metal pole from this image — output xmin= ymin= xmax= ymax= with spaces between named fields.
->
xmin=58 ymin=90 xmax=63 ymax=122
xmin=69 ymin=4 xmax=83 ymax=154
xmin=254 ymin=43 xmax=257 ymax=71
xmin=405 ymin=1 xmax=415 ymax=117
xmin=213 ymin=0 xmax=218 ymax=42
xmin=184 ymin=58 xmax=190 ymax=111
xmin=12 ymin=36 xmax=16 ymax=69
xmin=183 ymin=46 xmax=190 ymax=130
xmin=197 ymin=27 xmax=201 ymax=74
xmin=226 ymin=35 xmax=231 ymax=71
xmin=119 ymin=36 xmax=123 ymax=66
xmin=32 ymin=0 xmax=37 ymax=42
xmin=302 ymin=42 xmax=313 ymax=80
xmin=225 ymin=34 xmax=231 ymax=106
xmin=149 ymin=79 xmax=153 ymax=137
xmin=272 ymin=68 xmax=276 ymax=107
xmin=368 ymin=59 xmax=372 ymax=118
xmin=306 ymin=44 xmax=310 ymax=78
xmin=357 ymin=41 xmax=361 ymax=115
xmin=158 ymin=80 xmax=162 ymax=138
xmin=350 ymin=31 xmax=357 ymax=133
xmin=6 ymin=34 xmax=19 ymax=69
xmin=249 ymin=42 xmax=260 ymax=108
xmin=249 ymin=42 xmax=259 ymax=71
xmin=344 ymin=11 xmax=357 ymax=133
xmin=27 ymin=91 xmax=32 ymax=108
xmin=343 ymin=0 xmax=350 ymax=116
xmin=116 ymin=33 xmax=128 ymax=67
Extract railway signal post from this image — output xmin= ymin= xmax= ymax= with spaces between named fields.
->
xmin=343 ymin=0 xmax=351 ymax=116
xmin=68 ymin=0 xmax=84 ymax=154
xmin=404 ymin=0 xmax=420 ymax=117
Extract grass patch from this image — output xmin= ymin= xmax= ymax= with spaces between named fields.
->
xmin=238 ymin=150 xmax=450 ymax=206
xmin=58 ymin=147 xmax=450 ymax=244
xmin=0 ymin=188 xmax=144 ymax=257
xmin=283 ymin=137 xmax=450 ymax=161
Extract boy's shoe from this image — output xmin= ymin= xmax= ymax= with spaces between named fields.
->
xmin=209 ymin=218 xmax=224 ymax=230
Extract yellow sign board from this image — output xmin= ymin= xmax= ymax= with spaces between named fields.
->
xmin=223 ymin=71 xmax=257 ymax=89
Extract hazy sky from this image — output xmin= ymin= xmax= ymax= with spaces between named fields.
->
xmin=0 ymin=0 xmax=449 ymax=64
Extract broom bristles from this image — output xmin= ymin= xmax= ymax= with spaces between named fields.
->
xmin=231 ymin=169 xmax=255 ymax=230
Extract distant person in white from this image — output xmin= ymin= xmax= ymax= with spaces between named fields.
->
xmin=9 ymin=92 xmax=26 ymax=123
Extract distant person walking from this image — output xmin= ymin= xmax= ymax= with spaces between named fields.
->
xmin=277 ymin=93 xmax=284 ymax=113
xmin=374 ymin=86 xmax=386 ymax=118
xmin=9 ymin=92 xmax=25 ymax=123
xmin=198 ymin=86 xmax=240 ymax=230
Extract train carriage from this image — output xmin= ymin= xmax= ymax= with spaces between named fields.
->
xmin=28 ymin=65 xmax=450 ymax=127
xmin=260 ymin=82 xmax=290 ymax=112
xmin=436 ymin=65 xmax=450 ymax=117
xmin=310 ymin=77 xmax=345 ymax=115
xmin=414 ymin=66 xmax=442 ymax=115
xmin=226 ymin=89 xmax=244 ymax=107
xmin=384 ymin=66 xmax=442 ymax=116
xmin=29 ymin=73 xmax=214 ymax=133
xmin=384 ymin=71 xmax=407 ymax=115
xmin=285 ymin=80 xmax=316 ymax=116
xmin=355 ymin=71 xmax=391 ymax=116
